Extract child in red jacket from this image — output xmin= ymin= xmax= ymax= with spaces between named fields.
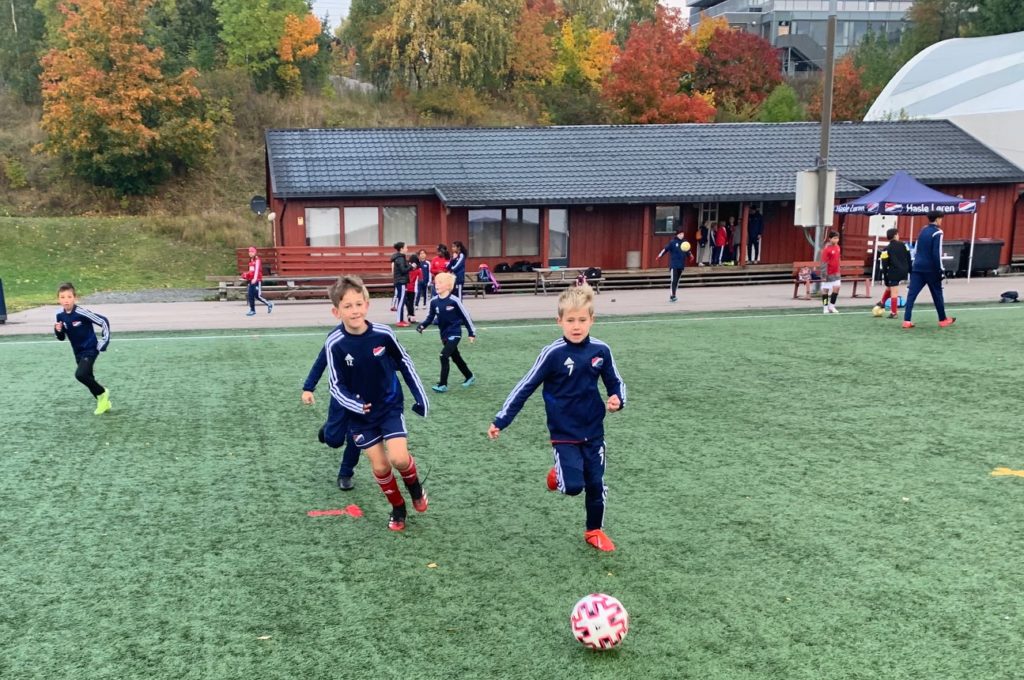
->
xmin=406 ymin=254 xmax=422 ymax=324
xmin=712 ymin=223 xmax=727 ymax=265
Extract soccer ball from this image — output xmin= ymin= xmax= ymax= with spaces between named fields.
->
xmin=872 ymin=305 xmax=884 ymax=317
xmin=570 ymin=593 xmax=629 ymax=650
xmin=681 ymin=241 xmax=692 ymax=252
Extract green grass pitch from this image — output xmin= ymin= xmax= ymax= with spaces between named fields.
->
xmin=3 ymin=306 xmax=1024 ymax=679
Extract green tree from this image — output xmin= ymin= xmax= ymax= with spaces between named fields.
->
xmin=907 ymin=0 xmax=974 ymax=52
xmin=610 ymin=0 xmax=656 ymax=45
xmin=148 ymin=0 xmax=225 ymax=73
xmin=757 ymin=83 xmax=805 ymax=122
xmin=850 ymin=30 xmax=912 ymax=97
xmin=971 ymin=0 xmax=1024 ymax=36
xmin=39 ymin=0 xmax=214 ymax=194
xmin=0 ymin=0 xmax=45 ymax=103
xmin=340 ymin=0 xmax=391 ymax=83
xmin=213 ymin=0 xmax=315 ymax=91
xmin=559 ymin=0 xmax=613 ymax=30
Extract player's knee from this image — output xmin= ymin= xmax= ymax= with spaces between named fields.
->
xmin=74 ymin=366 xmax=90 ymax=383
xmin=562 ymin=481 xmax=584 ymax=496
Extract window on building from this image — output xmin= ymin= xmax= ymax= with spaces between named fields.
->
xmin=549 ymin=209 xmax=569 ymax=260
xmin=654 ymin=205 xmax=681 ymax=234
xmin=305 ymin=207 xmax=340 ymax=246
xmin=699 ymin=202 xmax=719 ymax=228
xmin=468 ymin=209 xmax=502 ymax=257
xmin=468 ymin=208 xmax=540 ymax=258
xmin=505 ymin=208 xmax=540 ymax=257
xmin=344 ymin=207 xmax=378 ymax=246
xmin=342 ymin=206 xmax=418 ymax=246
xmin=383 ymin=206 xmax=417 ymax=246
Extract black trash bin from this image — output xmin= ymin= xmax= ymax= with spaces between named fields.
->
xmin=0 ymin=278 xmax=7 ymax=323
xmin=938 ymin=239 xmax=965 ymax=277
xmin=959 ymin=239 xmax=1004 ymax=276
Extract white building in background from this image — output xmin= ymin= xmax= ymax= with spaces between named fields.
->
xmin=865 ymin=30 xmax=1024 ymax=171
xmin=688 ymin=0 xmax=912 ymax=74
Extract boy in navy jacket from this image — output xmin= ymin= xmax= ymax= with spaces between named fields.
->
xmin=416 ymin=272 xmax=476 ymax=392
xmin=445 ymin=240 xmax=467 ymax=298
xmin=302 ymin=347 xmax=363 ymax=491
xmin=903 ymin=212 xmax=956 ymax=328
xmin=488 ymin=284 xmax=626 ymax=552
xmin=656 ymin=227 xmax=693 ymax=302
xmin=53 ymin=282 xmax=112 ymax=414
xmin=320 ymin=275 xmax=430 ymax=531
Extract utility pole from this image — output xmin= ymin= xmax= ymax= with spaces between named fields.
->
xmin=814 ymin=0 xmax=837 ymax=262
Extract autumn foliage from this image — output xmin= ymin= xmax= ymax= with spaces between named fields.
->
xmin=693 ymin=27 xmax=782 ymax=119
xmin=807 ymin=54 xmax=877 ymax=122
xmin=277 ymin=13 xmax=323 ymax=95
xmin=602 ymin=7 xmax=715 ymax=123
xmin=38 ymin=0 xmax=213 ymax=194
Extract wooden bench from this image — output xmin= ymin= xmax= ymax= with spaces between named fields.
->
xmin=792 ymin=260 xmax=871 ymax=299
xmin=206 ymin=274 xmax=394 ymax=301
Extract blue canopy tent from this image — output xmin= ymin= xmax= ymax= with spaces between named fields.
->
xmin=834 ymin=170 xmax=983 ymax=279
xmin=834 ymin=170 xmax=977 ymax=215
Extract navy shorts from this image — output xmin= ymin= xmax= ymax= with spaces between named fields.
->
xmin=348 ymin=408 xmax=408 ymax=449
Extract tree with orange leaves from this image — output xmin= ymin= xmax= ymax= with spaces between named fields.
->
xmin=38 ymin=0 xmax=213 ymax=195
xmin=277 ymin=13 xmax=323 ymax=95
xmin=602 ymin=6 xmax=715 ymax=123
xmin=807 ymin=54 xmax=877 ymax=122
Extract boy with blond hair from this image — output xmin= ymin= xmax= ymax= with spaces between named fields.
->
xmin=488 ymin=285 xmax=626 ymax=552
xmin=416 ymin=271 xmax=476 ymax=393
xmin=319 ymin=275 xmax=430 ymax=531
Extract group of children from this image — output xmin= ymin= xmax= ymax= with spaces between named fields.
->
xmin=390 ymin=241 xmax=468 ymax=327
xmin=53 ymin=212 xmax=958 ymax=554
xmin=301 ymin=275 xmax=624 ymax=550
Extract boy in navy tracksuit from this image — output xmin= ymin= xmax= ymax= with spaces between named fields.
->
xmin=488 ymin=284 xmax=626 ymax=552
xmin=320 ymin=275 xmax=430 ymax=531
xmin=656 ymin=227 xmax=692 ymax=302
xmin=54 ymin=282 xmax=112 ymax=415
xmin=390 ymin=241 xmax=412 ymax=326
xmin=903 ymin=212 xmax=956 ymax=329
xmin=416 ymin=271 xmax=476 ymax=392
xmin=302 ymin=347 xmax=363 ymax=491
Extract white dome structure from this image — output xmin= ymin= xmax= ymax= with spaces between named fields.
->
xmin=865 ymin=30 xmax=1024 ymax=171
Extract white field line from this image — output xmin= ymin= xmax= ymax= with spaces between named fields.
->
xmin=1 ymin=304 xmax=1020 ymax=349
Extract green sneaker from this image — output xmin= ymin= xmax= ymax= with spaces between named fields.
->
xmin=94 ymin=390 xmax=111 ymax=415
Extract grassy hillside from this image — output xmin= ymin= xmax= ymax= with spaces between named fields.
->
xmin=0 ymin=216 xmax=253 ymax=311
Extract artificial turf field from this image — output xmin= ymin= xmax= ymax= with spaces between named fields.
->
xmin=3 ymin=305 xmax=1024 ymax=680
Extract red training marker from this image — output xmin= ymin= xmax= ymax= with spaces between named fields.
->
xmin=307 ymin=504 xmax=363 ymax=518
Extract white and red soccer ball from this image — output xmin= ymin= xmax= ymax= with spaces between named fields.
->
xmin=570 ymin=593 xmax=629 ymax=650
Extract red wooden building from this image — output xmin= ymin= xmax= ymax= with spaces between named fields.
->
xmin=261 ymin=122 xmax=1024 ymax=277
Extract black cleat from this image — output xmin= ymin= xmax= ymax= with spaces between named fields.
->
xmin=337 ymin=475 xmax=354 ymax=491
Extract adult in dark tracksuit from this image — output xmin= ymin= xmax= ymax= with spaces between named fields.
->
xmin=747 ymin=207 xmax=764 ymax=263
xmin=417 ymin=271 xmax=476 ymax=392
xmin=656 ymin=227 xmax=692 ymax=302
xmin=390 ymin=242 xmax=412 ymax=326
xmin=903 ymin=211 xmax=956 ymax=329
xmin=302 ymin=346 xmax=363 ymax=491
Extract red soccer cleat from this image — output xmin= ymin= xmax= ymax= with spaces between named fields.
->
xmin=584 ymin=529 xmax=616 ymax=552
xmin=902 ymin=321 xmax=915 ymax=329
xmin=388 ymin=506 xmax=406 ymax=531
xmin=546 ymin=467 xmax=558 ymax=491
xmin=396 ymin=321 xmax=410 ymax=327
xmin=939 ymin=317 xmax=957 ymax=328
xmin=412 ymin=489 xmax=428 ymax=513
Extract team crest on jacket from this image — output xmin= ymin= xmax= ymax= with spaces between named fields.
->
xmin=591 ymin=356 xmax=604 ymax=369
xmin=372 ymin=346 xmax=386 ymax=357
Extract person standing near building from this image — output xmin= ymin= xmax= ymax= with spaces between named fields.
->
xmin=820 ymin=231 xmax=842 ymax=314
xmin=446 ymin=240 xmax=468 ymax=298
xmin=656 ymin=226 xmax=693 ymax=302
xmin=390 ymin=241 xmax=412 ymax=327
xmin=903 ymin=212 xmax=956 ymax=329
xmin=875 ymin=227 xmax=911 ymax=319
xmin=243 ymin=246 xmax=273 ymax=316
xmin=747 ymin=207 xmax=764 ymax=264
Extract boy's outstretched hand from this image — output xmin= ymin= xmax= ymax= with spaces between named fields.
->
xmin=487 ymin=424 xmax=501 ymax=439
xmin=606 ymin=395 xmax=621 ymax=412
xmin=412 ymin=402 xmax=426 ymax=417
xmin=301 ymin=390 xmax=315 ymax=405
